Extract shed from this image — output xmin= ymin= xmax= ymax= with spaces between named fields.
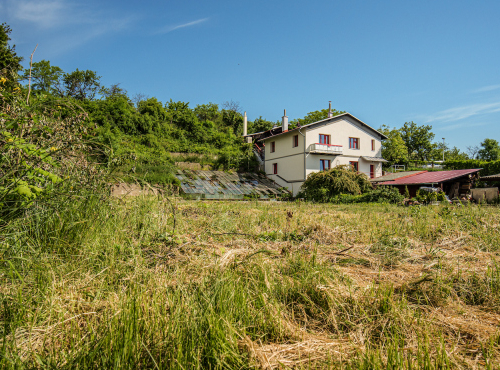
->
xmin=379 ymin=169 xmax=481 ymax=198
xmin=480 ymin=173 xmax=500 ymax=182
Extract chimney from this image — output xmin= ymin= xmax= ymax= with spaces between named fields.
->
xmin=328 ymin=101 xmax=333 ymax=118
xmin=243 ymin=111 xmax=247 ymax=136
xmin=282 ymin=109 xmax=288 ymax=132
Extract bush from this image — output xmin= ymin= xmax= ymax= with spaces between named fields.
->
xmin=360 ymin=186 xmax=404 ymax=204
xmin=298 ymin=165 xmax=373 ymax=202
xmin=414 ymin=189 xmax=447 ymax=204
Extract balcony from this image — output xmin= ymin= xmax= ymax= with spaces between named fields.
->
xmin=308 ymin=143 xmax=343 ymax=155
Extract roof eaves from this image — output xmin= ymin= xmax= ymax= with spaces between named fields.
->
xmin=372 ymin=171 xmax=427 ymax=183
xmin=258 ymin=112 xmax=388 ymax=141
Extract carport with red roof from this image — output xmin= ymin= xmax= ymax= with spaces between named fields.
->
xmin=379 ymin=169 xmax=482 ymax=198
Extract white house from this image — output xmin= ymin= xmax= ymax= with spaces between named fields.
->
xmin=245 ymin=104 xmax=387 ymax=195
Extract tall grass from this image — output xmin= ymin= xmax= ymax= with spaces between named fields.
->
xmin=1 ymin=198 xmax=499 ymax=368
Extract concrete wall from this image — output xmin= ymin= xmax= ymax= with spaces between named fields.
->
xmin=471 ymin=188 xmax=499 ymax=203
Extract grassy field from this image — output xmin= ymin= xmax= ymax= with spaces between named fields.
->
xmin=1 ymin=197 xmax=499 ymax=369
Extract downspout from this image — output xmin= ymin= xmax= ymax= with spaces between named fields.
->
xmin=298 ymin=126 xmax=306 ymax=181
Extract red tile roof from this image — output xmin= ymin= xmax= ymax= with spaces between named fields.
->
xmin=379 ymin=169 xmax=481 ymax=185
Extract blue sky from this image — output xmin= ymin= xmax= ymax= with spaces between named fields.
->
xmin=2 ymin=0 xmax=500 ymax=151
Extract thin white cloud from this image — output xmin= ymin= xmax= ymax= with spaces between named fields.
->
xmin=424 ymin=101 xmax=500 ymax=123
xmin=3 ymin=0 xmax=135 ymax=55
xmin=472 ymin=84 xmax=500 ymax=93
xmin=7 ymin=0 xmax=67 ymax=28
xmin=441 ymin=121 xmax=489 ymax=131
xmin=156 ymin=18 xmax=209 ymax=34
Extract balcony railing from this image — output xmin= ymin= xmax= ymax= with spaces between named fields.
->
xmin=308 ymin=143 xmax=343 ymax=155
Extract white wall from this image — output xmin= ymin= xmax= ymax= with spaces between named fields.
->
xmin=305 ymin=116 xmax=382 ymax=157
xmin=265 ymin=131 xmax=305 ymax=160
xmin=264 ymin=131 xmax=306 ymax=195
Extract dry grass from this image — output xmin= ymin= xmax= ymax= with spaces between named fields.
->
xmin=1 ymin=197 xmax=499 ymax=368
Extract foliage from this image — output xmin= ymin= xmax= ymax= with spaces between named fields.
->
xmin=379 ymin=125 xmax=409 ymax=165
xmin=298 ymin=165 xmax=373 ymax=202
xmin=63 ymin=69 xmax=101 ymax=100
xmin=194 ymin=102 xmax=220 ymax=122
xmin=22 ymin=59 xmax=64 ymax=94
xmin=399 ymin=121 xmax=435 ymax=161
xmin=360 ymin=186 xmax=404 ymax=204
xmin=443 ymin=146 xmax=469 ymax=161
xmin=414 ymin=189 xmax=447 ymax=204
xmin=444 ymin=159 xmax=500 ymax=177
xmin=478 ymin=138 xmax=500 ymax=161
xmin=0 ymin=22 xmax=23 ymax=88
xmin=289 ymin=107 xmax=345 ymax=128
xmin=248 ymin=116 xmax=275 ymax=134
xmin=0 ymin=82 xmax=103 ymax=221
xmin=327 ymin=186 xmax=404 ymax=204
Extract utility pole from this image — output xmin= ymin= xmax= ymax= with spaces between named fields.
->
xmin=442 ymin=138 xmax=445 ymax=162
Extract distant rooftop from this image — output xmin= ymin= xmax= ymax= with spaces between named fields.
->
xmin=480 ymin=173 xmax=500 ymax=181
xmin=370 ymin=171 xmax=427 ymax=183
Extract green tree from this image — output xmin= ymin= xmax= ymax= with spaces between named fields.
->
xmin=290 ymin=107 xmax=345 ymax=128
xmin=399 ymin=121 xmax=435 ymax=161
xmin=0 ymin=23 xmax=23 ymax=88
xmin=100 ymin=83 xmax=128 ymax=99
xmin=221 ymin=109 xmax=243 ymax=135
xmin=248 ymin=116 xmax=275 ymax=134
xmin=194 ymin=103 xmax=220 ymax=122
xmin=445 ymin=146 xmax=469 ymax=161
xmin=88 ymin=94 xmax=138 ymax=134
xmin=379 ymin=125 xmax=408 ymax=165
xmin=478 ymin=138 xmax=500 ymax=161
xmin=63 ymin=69 xmax=101 ymax=100
xmin=138 ymin=97 xmax=168 ymax=122
xmin=22 ymin=59 xmax=63 ymax=94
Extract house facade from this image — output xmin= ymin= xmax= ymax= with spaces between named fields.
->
xmin=249 ymin=108 xmax=387 ymax=195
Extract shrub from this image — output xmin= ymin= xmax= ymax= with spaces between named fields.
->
xmin=298 ymin=165 xmax=373 ymax=202
xmin=415 ymin=189 xmax=446 ymax=204
xmin=360 ymin=186 xmax=404 ymax=204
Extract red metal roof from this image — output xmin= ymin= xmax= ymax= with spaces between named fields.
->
xmin=379 ymin=169 xmax=481 ymax=185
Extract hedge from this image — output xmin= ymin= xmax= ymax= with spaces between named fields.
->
xmin=444 ymin=160 xmax=500 ymax=177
